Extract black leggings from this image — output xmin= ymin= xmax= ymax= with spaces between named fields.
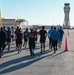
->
xmin=29 ymin=43 xmax=35 ymax=55
xmin=49 ymin=38 xmax=52 ymax=46
xmin=52 ymin=40 xmax=58 ymax=50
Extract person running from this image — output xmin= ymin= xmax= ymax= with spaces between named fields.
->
xmin=58 ymin=26 xmax=64 ymax=48
xmin=14 ymin=26 xmax=20 ymax=49
xmin=6 ymin=27 xmax=11 ymax=50
xmin=16 ymin=29 xmax=23 ymax=54
xmin=23 ymin=28 xmax=29 ymax=48
xmin=51 ymin=27 xmax=60 ymax=53
xmin=0 ymin=27 xmax=6 ymax=58
xmin=48 ymin=26 xmax=54 ymax=49
xmin=3 ymin=26 xmax=7 ymax=46
xmin=39 ymin=26 xmax=47 ymax=53
xmin=10 ymin=26 xmax=14 ymax=44
xmin=34 ymin=28 xmax=39 ymax=44
xmin=3 ymin=26 xmax=7 ymax=39
xmin=28 ymin=29 xmax=35 ymax=56
xmin=3 ymin=26 xmax=7 ymax=34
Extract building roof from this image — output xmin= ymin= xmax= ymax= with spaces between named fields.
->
xmin=16 ymin=19 xmax=27 ymax=22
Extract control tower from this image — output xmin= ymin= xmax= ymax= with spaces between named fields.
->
xmin=63 ymin=3 xmax=70 ymax=29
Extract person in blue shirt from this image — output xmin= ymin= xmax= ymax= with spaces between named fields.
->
xmin=3 ymin=26 xmax=7 ymax=34
xmin=58 ymin=26 xmax=64 ymax=48
xmin=51 ymin=27 xmax=60 ymax=53
xmin=48 ymin=26 xmax=54 ymax=49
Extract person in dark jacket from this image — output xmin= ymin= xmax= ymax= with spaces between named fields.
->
xmin=28 ymin=29 xmax=35 ymax=56
xmin=0 ymin=27 xmax=6 ymax=58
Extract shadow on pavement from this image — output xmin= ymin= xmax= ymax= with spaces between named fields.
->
xmin=0 ymin=49 xmax=54 ymax=74
xmin=2 ymin=53 xmax=18 ymax=58
xmin=47 ymin=50 xmax=66 ymax=59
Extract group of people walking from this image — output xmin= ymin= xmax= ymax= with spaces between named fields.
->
xmin=0 ymin=26 xmax=64 ymax=58
xmin=48 ymin=26 xmax=64 ymax=53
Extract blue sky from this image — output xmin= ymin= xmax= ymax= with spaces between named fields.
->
xmin=1 ymin=0 xmax=74 ymax=26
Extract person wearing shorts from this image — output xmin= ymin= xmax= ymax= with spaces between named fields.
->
xmin=58 ymin=27 xmax=64 ymax=48
xmin=16 ymin=29 xmax=23 ymax=54
xmin=39 ymin=26 xmax=47 ymax=53
xmin=23 ymin=28 xmax=29 ymax=48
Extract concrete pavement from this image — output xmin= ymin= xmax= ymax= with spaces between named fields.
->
xmin=0 ymin=30 xmax=74 ymax=75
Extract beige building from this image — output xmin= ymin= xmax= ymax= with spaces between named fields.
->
xmin=2 ymin=18 xmax=28 ymax=28
xmin=2 ymin=18 xmax=16 ymax=28
xmin=0 ymin=11 xmax=2 ymax=27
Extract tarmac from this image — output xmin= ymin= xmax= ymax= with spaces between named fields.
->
xmin=0 ymin=29 xmax=74 ymax=75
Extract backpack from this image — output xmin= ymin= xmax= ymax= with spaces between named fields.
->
xmin=29 ymin=32 xmax=34 ymax=38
